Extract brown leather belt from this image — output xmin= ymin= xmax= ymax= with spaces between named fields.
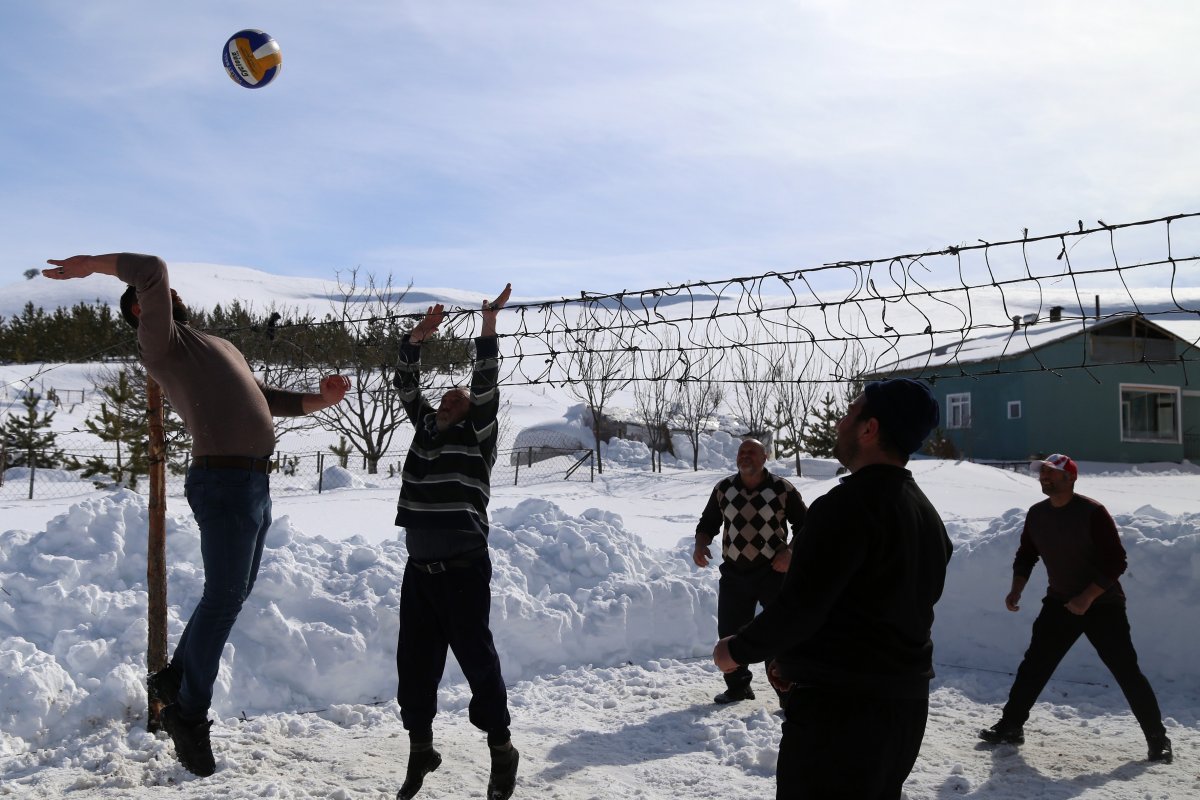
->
xmin=192 ymin=455 xmax=275 ymax=474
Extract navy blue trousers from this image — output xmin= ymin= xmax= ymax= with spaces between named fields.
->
xmin=396 ymin=557 xmax=511 ymax=738
xmin=174 ymin=466 xmax=272 ymax=717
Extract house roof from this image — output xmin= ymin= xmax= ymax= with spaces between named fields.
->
xmin=872 ymin=313 xmax=1200 ymax=376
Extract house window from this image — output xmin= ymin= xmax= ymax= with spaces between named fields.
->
xmin=1007 ymin=401 xmax=1022 ymax=420
xmin=946 ymin=393 xmax=972 ymax=429
xmin=1120 ymin=385 xmax=1180 ymax=443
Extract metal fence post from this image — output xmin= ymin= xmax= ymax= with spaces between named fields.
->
xmin=590 ymin=450 xmax=595 ymax=482
xmin=317 ymin=452 xmax=325 ymax=493
xmin=28 ymin=447 xmax=36 ymax=499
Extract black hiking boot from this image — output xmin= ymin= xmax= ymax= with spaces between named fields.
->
xmin=978 ymin=721 xmax=1025 ymax=745
xmin=148 ymin=663 xmax=182 ymax=706
xmin=1147 ymin=734 xmax=1173 ymax=764
xmin=397 ymin=747 xmax=442 ymax=800
xmin=487 ymin=744 xmax=519 ymax=800
xmin=160 ymin=704 xmax=215 ymax=777
xmin=714 ymin=685 xmax=755 ymax=705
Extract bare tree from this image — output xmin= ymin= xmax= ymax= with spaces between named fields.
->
xmin=771 ymin=344 xmax=823 ymax=476
xmin=562 ymin=310 xmax=633 ymax=475
xmin=632 ymin=331 xmax=681 ymax=473
xmin=730 ymin=338 xmax=777 ymax=450
xmin=310 ymin=270 xmax=410 ymax=474
xmin=675 ymin=355 xmax=724 ymax=471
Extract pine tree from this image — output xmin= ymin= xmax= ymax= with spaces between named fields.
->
xmin=329 ymin=435 xmax=352 ymax=468
xmin=802 ymin=392 xmax=842 ymax=458
xmin=71 ymin=369 xmax=149 ymax=488
xmin=1 ymin=390 xmax=65 ymax=468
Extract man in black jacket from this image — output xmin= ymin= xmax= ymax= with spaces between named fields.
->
xmin=714 ymin=378 xmax=950 ymax=800
xmin=392 ymin=284 xmax=518 ymax=800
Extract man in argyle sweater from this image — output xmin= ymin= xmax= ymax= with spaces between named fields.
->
xmin=693 ymin=438 xmax=806 ymax=703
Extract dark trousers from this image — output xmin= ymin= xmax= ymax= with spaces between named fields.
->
xmin=777 ymin=687 xmax=928 ymax=800
xmin=397 ymin=557 xmax=511 ymax=738
xmin=1001 ymin=598 xmax=1165 ymax=739
xmin=174 ymin=467 xmax=272 ymax=717
xmin=718 ymin=561 xmax=785 ymax=691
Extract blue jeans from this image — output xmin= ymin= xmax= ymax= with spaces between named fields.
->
xmin=173 ymin=466 xmax=272 ymax=717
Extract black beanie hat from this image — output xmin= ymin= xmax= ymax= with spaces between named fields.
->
xmin=862 ymin=379 xmax=939 ymax=455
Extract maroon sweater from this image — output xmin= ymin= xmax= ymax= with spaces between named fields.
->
xmin=1014 ymin=493 xmax=1127 ymax=604
xmin=117 ymin=253 xmax=307 ymax=457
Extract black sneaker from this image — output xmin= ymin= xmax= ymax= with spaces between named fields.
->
xmin=148 ymin=663 xmax=182 ymax=706
xmin=714 ymin=686 xmax=755 ymax=705
xmin=978 ymin=721 xmax=1025 ymax=745
xmin=397 ymin=747 xmax=442 ymax=800
xmin=160 ymin=704 xmax=215 ymax=777
xmin=1147 ymin=735 xmax=1173 ymax=764
xmin=487 ymin=746 xmax=519 ymax=800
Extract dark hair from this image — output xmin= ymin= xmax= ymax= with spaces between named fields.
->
xmin=854 ymin=396 xmax=907 ymax=463
xmin=120 ymin=285 xmax=190 ymax=329
xmin=859 ymin=378 xmax=940 ymax=463
xmin=119 ymin=285 xmax=139 ymax=329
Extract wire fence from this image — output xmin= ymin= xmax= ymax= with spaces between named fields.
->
xmin=0 ymin=445 xmax=594 ymax=502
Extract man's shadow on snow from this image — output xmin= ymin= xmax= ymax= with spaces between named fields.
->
xmin=539 ymin=702 xmax=749 ymax=780
xmin=936 ymin=743 xmax=1150 ymax=799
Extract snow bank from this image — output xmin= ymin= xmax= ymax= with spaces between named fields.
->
xmin=934 ymin=505 xmax=1200 ymax=690
xmin=0 ymin=491 xmax=715 ymax=756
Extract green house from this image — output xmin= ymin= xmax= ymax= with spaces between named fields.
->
xmin=874 ymin=310 xmax=1200 ymax=464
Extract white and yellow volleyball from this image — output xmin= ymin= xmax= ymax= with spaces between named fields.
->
xmin=222 ymin=29 xmax=282 ymax=89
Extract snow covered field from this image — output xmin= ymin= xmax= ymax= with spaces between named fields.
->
xmin=3 ymin=403 xmax=1198 ymax=798
xmin=2 ymin=263 xmax=1198 ymax=798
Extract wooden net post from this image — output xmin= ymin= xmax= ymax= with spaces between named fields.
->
xmin=145 ymin=376 xmax=168 ymax=730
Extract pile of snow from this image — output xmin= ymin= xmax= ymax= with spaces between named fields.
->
xmin=0 ymin=491 xmax=715 ymax=757
xmin=935 ymin=506 xmax=1200 ymax=689
xmin=317 ymin=465 xmax=368 ymax=490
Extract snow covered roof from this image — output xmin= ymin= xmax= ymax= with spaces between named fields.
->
xmin=874 ymin=313 xmax=1198 ymax=374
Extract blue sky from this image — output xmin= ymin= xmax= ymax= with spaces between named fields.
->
xmin=2 ymin=1 xmax=1198 ymax=298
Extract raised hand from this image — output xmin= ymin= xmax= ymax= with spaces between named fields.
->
xmin=409 ymin=304 xmax=445 ymax=344
xmin=43 ymin=255 xmax=115 ymax=281
xmin=481 ymin=283 xmax=512 ymax=338
xmin=320 ymin=374 xmax=352 ymax=404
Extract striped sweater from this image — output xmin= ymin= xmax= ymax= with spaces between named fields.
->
xmin=393 ymin=334 xmax=500 ymax=538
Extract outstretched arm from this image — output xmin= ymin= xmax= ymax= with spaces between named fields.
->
xmin=302 ymin=374 xmax=352 ymax=414
xmin=43 ymin=254 xmax=121 ymax=281
xmin=481 ymin=283 xmax=512 ymax=338
xmin=408 ymin=304 xmax=445 ymax=344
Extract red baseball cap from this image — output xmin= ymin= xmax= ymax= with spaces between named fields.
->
xmin=1031 ymin=453 xmax=1078 ymax=479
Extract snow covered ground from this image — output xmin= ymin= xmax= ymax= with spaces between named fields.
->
xmin=3 ymin=409 xmax=1199 ymax=797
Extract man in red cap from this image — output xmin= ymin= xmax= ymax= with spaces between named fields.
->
xmin=979 ymin=453 xmax=1173 ymax=764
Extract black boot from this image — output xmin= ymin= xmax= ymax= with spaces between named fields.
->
xmin=1147 ymin=734 xmax=1173 ymax=764
xmin=978 ymin=720 xmax=1025 ymax=745
xmin=487 ymin=741 xmax=519 ymax=800
xmin=148 ymin=662 xmax=182 ymax=706
xmin=160 ymin=704 xmax=215 ymax=777
xmin=714 ymin=685 xmax=755 ymax=705
xmin=397 ymin=742 xmax=442 ymax=800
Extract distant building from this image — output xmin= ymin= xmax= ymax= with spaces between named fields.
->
xmin=870 ymin=309 xmax=1200 ymax=464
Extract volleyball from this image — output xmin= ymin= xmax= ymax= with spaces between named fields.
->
xmin=222 ymin=29 xmax=282 ymax=89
